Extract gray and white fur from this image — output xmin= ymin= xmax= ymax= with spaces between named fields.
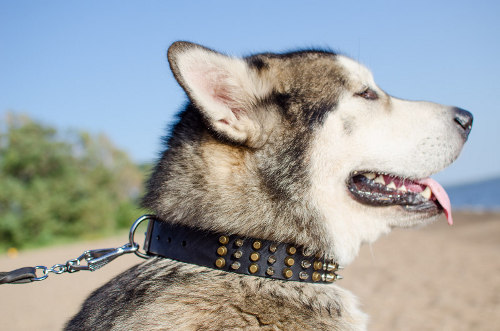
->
xmin=66 ymin=42 xmax=472 ymax=330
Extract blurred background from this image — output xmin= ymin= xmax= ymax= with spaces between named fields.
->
xmin=1 ymin=1 xmax=499 ymax=330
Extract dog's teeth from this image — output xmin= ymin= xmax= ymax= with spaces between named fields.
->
xmin=398 ymin=185 xmax=407 ymax=193
xmin=387 ymin=181 xmax=396 ymax=190
xmin=363 ymin=173 xmax=376 ymax=180
xmin=420 ymin=186 xmax=432 ymax=200
xmin=374 ymin=175 xmax=385 ymax=185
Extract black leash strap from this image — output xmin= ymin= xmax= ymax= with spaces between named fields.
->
xmin=0 ymin=267 xmax=37 ymax=284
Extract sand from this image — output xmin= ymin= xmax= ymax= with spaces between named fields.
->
xmin=1 ymin=211 xmax=499 ymax=330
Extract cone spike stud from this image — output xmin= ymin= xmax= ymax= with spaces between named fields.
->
xmin=323 ymin=262 xmax=337 ymax=272
xmin=322 ymin=273 xmax=336 ymax=283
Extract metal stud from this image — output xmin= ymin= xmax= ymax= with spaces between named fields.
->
xmin=323 ymin=262 xmax=337 ymax=271
xmin=315 ymin=252 xmax=322 ymax=259
xmin=313 ymin=261 xmax=323 ymax=270
xmin=219 ymin=235 xmax=229 ymax=245
xmin=302 ymin=247 xmax=314 ymax=257
xmin=215 ymin=257 xmax=226 ymax=268
xmin=250 ymin=252 xmax=260 ymax=262
xmin=301 ymin=260 xmax=312 ymax=269
xmin=299 ymin=271 xmax=309 ymax=280
xmin=283 ymin=268 xmax=293 ymax=279
xmin=287 ymin=246 xmax=297 ymax=255
xmin=284 ymin=257 xmax=295 ymax=267
xmin=252 ymin=240 xmax=262 ymax=250
xmin=266 ymin=267 xmax=275 ymax=276
xmin=269 ymin=243 xmax=278 ymax=253
xmin=248 ymin=263 xmax=259 ymax=274
xmin=322 ymin=272 xmax=337 ymax=283
xmin=267 ymin=255 xmax=277 ymax=264
xmin=230 ymin=262 xmax=241 ymax=270
xmin=233 ymin=250 xmax=243 ymax=259
xmin=312 ymin=271 xmax=321 ymax=282
xmin=234 ymin=238 xmax=244 ymax=247
xmin=217 ymin=246 xmax=227 ymax=256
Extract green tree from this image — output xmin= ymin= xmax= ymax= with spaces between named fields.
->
xmin=0 ymin=113 xmax=147 ymax=250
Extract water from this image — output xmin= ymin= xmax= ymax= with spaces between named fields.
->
xmin=445 ymin=177 xmax=500 ymax=211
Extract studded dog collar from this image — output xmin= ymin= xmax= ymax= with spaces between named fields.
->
xmin=143 ymin=218 xmax=343 ymax=283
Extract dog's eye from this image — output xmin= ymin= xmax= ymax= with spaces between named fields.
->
xmin=356 ymin=88 xmax=378 ymax=101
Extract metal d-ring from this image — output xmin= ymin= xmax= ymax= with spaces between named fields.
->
xmin=129 ymin=214 xmax=155 ymax=259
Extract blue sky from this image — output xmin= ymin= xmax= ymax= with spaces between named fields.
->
xmin=1 ymin=1 xmax=499 ymax=186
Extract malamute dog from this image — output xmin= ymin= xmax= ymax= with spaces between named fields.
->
xmin=66 ymin=42 xmax=472 ymax=330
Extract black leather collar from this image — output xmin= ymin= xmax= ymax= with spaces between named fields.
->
xmin=143 ymin=218 xmax=343 ymax=284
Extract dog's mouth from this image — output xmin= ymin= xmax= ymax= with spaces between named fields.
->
xmin=347 ymin=172 xmax=453 ymax=225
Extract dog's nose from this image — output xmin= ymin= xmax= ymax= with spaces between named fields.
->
xmin=453 ymin=107 xmax=473 ymax=140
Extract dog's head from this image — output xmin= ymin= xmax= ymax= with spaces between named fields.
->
xmin=147 ymin=42 xmax=472 ymax=265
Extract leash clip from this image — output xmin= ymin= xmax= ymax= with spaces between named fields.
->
xmin=65 ymin=214 xmax=156 ymax=273
xmin=1 ymin=215 xmax=155 ymax=284
xmin=68 ymin=243 xmax=139 ymax=272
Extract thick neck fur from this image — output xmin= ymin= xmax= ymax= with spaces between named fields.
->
xmin=142 ymin=105 xmax=334 ymax=256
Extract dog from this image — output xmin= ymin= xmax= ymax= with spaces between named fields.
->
xmin=65 ymin=41 xmax=472 ymax=330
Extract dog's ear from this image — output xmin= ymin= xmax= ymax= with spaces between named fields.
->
xmin=168 ymin=41 xmax=271 ymax=146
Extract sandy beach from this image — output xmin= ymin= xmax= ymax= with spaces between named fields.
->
xmin=1 ymin=211 xmax=499 ymax=330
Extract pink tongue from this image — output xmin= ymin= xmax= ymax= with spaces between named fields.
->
xmin=417 ymin=178 xmax=453 ymax=225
